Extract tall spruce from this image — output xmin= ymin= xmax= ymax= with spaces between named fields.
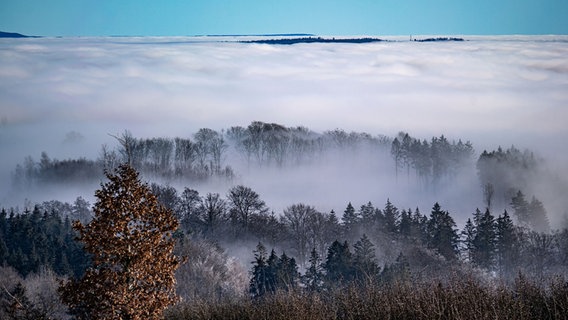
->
xmin=495 ymin=210 xmax=518 ymax=277
xmin=427 ymin=203 xmax=459 ymax=260
xmin=353 ymin=234 xmax=380 ymax=282
xmin=249 ymin=242 xmax=271 ymax=298
xmin=473 ymin=209 xmax=496 ymax=269
xmin=303 ymin=248 xmax=324 ymax=292
xmin=324 ymin=240 xmax=353 ymax=285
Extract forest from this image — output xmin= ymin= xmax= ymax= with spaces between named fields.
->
xmin=1 ymin=121 xmax=567 ymax=319
xmin=242 ymin=37 xmax=385 ymax=45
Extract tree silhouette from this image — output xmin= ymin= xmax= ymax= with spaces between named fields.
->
xmin=58 ymin=164 xmax=180 ymax=320
xmin=427 ymin=203 xmax=459 ymax=260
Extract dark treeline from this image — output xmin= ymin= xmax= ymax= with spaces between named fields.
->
xmin=164 ymin=185 xmax=566 ymax=283
xmin=1 ymin=180 xmax=567 ymax=318
xmin=0 ymin=203 xmax=90 ymax=278
xmin=414 ymin=37 xmax=465 ymax=42
xmin=242 ymin=37 xmax=384 ymax=45
xmin=390 ymin=131 xmax=474 ymax=185
xmin=12 ymin=152 xmax=100 ymax=188
xmin=2 ymin=185 xmax=567 ymax=318
xmin=2 ymin=184 xmax=564 ymax=283
xmin=477 ymin=145 xmax=541 ymax=208
xmin=226 ymin=121 xmax=391 ymax=167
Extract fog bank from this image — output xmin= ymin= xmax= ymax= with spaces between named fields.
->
xmin=1 ymin=35 xmax=567 ymax=223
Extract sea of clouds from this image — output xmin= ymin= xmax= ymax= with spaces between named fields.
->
xmin=1 ymin=35 xmax=567 ymax=222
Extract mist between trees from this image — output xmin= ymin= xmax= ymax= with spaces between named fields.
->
xmin=2 ymin=180 xmax=568 ymax=318
xmin=9 ymin=121 xmax=567 ymax=221
xmin=2 ymin=121 xmax=568 ymax=318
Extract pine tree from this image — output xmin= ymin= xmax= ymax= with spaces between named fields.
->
xmin=411 ymin=207 xmax=428 ymax=243
xmin=58 ymin=164 xmax=180 ymax=320
xmin=249 ymin=242 xmax=270 ymax=298
xmin=359 ymin=202 xmax=376 ymax=225
xmin=265 ymin=249 xmax=279 ymax=293
xmin=381 ymin=252 xmax=411 ymax=284
xmin=302 ymin=248 xmax=324 ymax=292
xmin=528 ymin=196 xmax=550 ymax=233
xmin=473 ymin=209 xmax=496 ymax=269
xmin=275 ymin=252 xmax=299 ymax=291
xmin=510 ymin=190 xmax=530 ymax=226
xmin=323 ymin=240 xmax=353 ymax=285
xmin=342 ymin=203 xmax=358 ymax=227
xmin=461 ymin=218 xmax=476 ymax=262
xmin=399 ymin=209 xmax=412 ymax=237
xmin=495 ymin=210 xmax=518 ymax=277
xmin=427 ymin=203 xmax=459 ymax=260
xmin=383 ymin=199 xmax=399 ymax=234
xmin=353 ymin=234 xmax=380 ymax=283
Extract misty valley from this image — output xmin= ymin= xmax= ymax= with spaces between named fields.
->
xmin=1 ymin=35 xmax=568 ymax=319
xmin=2 ymin=121 xmax=568 ymax=319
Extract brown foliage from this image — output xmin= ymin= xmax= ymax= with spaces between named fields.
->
xmin=59 ymin=164 xmax=180 ymax=320
xmin=166 ymin=274 xmax=568 ymax=320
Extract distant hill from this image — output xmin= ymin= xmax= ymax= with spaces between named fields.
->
xmin=414 ymin=37 xmax=464 ymax=42
xmin=207 ymin=33 xmax=315 ymax=37
xmin=0 ymin=31 xmax=31 ymax=38
xmin=243 ymin=37 xmax=384 ymax=45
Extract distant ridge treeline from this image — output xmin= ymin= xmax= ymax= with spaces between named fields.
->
xmin=0 ymin=31 xmax=31 ymax=38
xmin=243 ymin=37 xmax=384 ymax=45
xmin=414 ymin=37 xmax=464 ymax=42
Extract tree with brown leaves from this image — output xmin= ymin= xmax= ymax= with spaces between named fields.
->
xmin=59 ymin=164 xmax=179 ymax=320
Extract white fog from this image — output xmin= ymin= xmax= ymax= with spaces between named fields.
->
xmin=1 ymin=35 xmax=567 ymax=225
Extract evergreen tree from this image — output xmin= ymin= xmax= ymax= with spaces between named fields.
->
xmin=342 ymin=202 xmax=359 ymax=229
xmin=352 ymin=234 xmax=380 ymax=282
xmin=461 ymin=218 xmax=476 ymax=262
xmin=495 ymin=210 xmax=518 ymax=277
xmin=323 ymin=240 xmax=353 ymax=285
xmin=275 ymin=252 xmax=299 ymax=291
xmin=302 ymin=248 xmax=324 ymax=292
xmin=528 ymin=196 xmax=550 ymax=233
xmin=399 ymin=209 xmax=412 ymax=237
xmin=265 ymin=249 xmax=279 ymax=293
xmin=383 ymin=199 xmax=399 ymax=233
xmin=473 ymin=209 xmax=496 ymax=269
xmin=359 ymin=202 xmax=376 ymax=225
xmin=381 ymin=252 xmax=411 ymax=284
xmin=427 ymin=203 xmax=459 ymax=260
xmin=410 ymin=207 xmax=428 ymax=243
xmin=510 ymin=190 xmax=530 ymax=226
xmin=58 ymin=164 xmax=180 ymax=320
xmin=249 ymin=242 xmax=271 ymax=298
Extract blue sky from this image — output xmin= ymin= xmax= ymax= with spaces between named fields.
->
xmin=1 ymin=0 xmax=567 ymax=36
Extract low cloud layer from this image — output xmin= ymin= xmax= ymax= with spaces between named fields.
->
xmin=1 ymin=36 xmax=567 ymax=221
